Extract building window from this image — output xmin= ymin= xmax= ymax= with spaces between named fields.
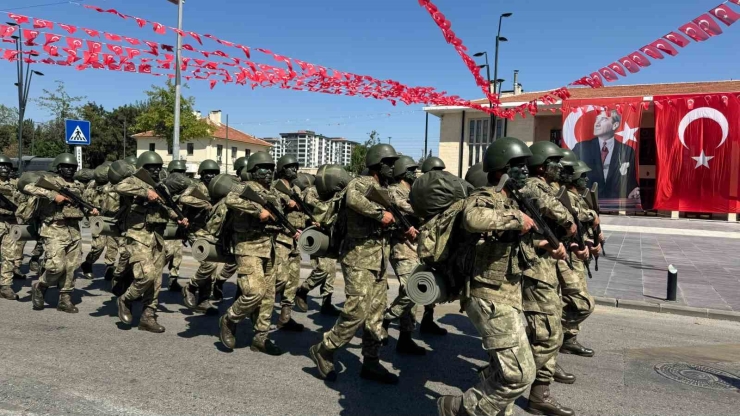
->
xmin=245 ymin=149 xmax=251 ymax=158
xmin=187 ymin=143 xmax=194 ymax=156
xmin=231 ymin=147 xmax=237 ymax=160
xmin=149 ymin=143 xmax=155 ymax=151
xmin=468 ymin=119 xmax=490 ymax=167
xmin=217 ymin=145 xmax=223 ymax=163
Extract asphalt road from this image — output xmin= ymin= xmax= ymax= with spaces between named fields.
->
xmin=1 ymin=265 xmax=740 ymax=416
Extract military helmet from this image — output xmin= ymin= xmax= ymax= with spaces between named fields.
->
xmin=365 ymin=144 xmax=399 ymax=167
xmin=315 ymin=164 xmax=351 ymax=196
xmin=233 ymin=156 xmax=248 ymax=174
xmin=464 ymin=162 xmax=488 ymax=188
xmin=53 ymin=153 xmax=78 ymax=169
xmin=483 ymin=137 xmax=533 ymax=173
xmin=560 ymin=148 xmax=579 ymax=168
xmin=164 ymin=172 xmax=193 ymax=196
xmin=198 ymin=159 xmax=220 ymax=175
xmin=393 ymin=155 xmax=419 ymax=178
xmin=124 ymin=155 xmax=138 ymax=166
xmin=277 ymin=154 xmax=299 ymax=172
xmin=136 ymin=151 xmax=163 ymax=169
xmin=528 ymin=141 xmax=565 ymax=167
xmin=208 ymin=173 xmax=237 ymax=201
xmin=108 ymin=160 xmax=136 ymax=185
xmin=168 ymin=160 xmax=187 ymax=173
xmin=293 ymin=172 xmax=315 ymax=191
xmin=573 ymin=160 xmax=592 ymax=176
xmin=246 ymin=151 xmax=275 ymax=173
xmin=0 ymin=155 xmax=13 ymax=166
xmin=73 ymin=168 xmax=95 ymax=183
xmin=94 ymin=164 xmax=110 ymax=185
xmin=421 ymin=156 xmax=446 ymax=173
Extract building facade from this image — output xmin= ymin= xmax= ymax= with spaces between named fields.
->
xmin=133 ymin=110 xmax=271 ymax=176
xmin=265 ymin=130 xmax=357 ymax=168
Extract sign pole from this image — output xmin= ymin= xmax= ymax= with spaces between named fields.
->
xmin=75 ymin=146 xmax=82 ymax=171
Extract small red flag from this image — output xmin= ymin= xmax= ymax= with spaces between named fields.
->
xmin=8 ymin=13 xmax=29 ymax=25
xmin=107 ymin=44 xmax=124 ymax=55
xmin=188 ymin=32 xmax=202 ymax=45
xmin=608 ymin=62 xmax=626 ymax=76
xmin=124 ymin=37 xmax=140 ymax=45
xmin=679 ymin=22 xmax=710 ymax=42
xmin=151 ymin=22 xmax=166 ymax=35
xmin=105 ymin=33 xmax=123 ymax=42
xmin=33 ymin=19 xmax=53 ymax=29
xmin=44 ymin=33 xmax=62 ymax=46
xmin=628 ymin=51 xmax=651 ymax=67
xmin=649 ymin=39 xmax=679 ymax=56
xmin=710 ymin=4 xmax=740 ymax=26
xmin=134 ymin=17 xmax=147 ymax=28
xmin=87 ymin=40 xmax=102 ymax=53
xmin=693 ymin=14 xmax=723 ymax=36
xmin=58 ymin=23 xmax=77 ymax=34
xmin=664 ymin=31 xmax=691 ymax=47
xmin=618 ymin=56 xmax=641 ymax=73
xmin=598 ymin=67 xmax=619 ymax=82
xmin=83 ymin=28 xmax=100 ymax=37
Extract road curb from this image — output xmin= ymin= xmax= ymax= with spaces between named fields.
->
xmin=594 ymin=296 xmax=740 ymax=322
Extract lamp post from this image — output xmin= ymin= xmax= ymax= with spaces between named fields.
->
xmin=492 ymin=12 xmax=512 ymax=143
xmin=167 ymin=0 xmax=184 ymax=161
xmin=473 ymin=52 xmax=493 ymax=141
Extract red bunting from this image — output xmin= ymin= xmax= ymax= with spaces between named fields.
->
xmin=134 ymin=17 xmax=147 ymax=28
xmin=87 ymin=40 xmax=102 ymax=53
xmin=664 ymin=31 xmax=691 ymax=47
xmin=188 ymin=32 xmax=202 ymax=45
xmin=608 ymin=62 xmax=626 ymax=76
xmin=23 ymin=29 xmax=41 ymax=46
xmin=0 ymin=25 xmax=17 ymax=38
xmin=44 ymin=33 xmax=62 ymax=46
xmin=124 ymin=36 xmax=140 ymax=45
xmin=640 ymin=45 xmax=664 ymax=60
xmin=104 ymin=33 xmax=122 ymax=42
xmin=83 ymin=28 xmax=100 ymax=37
xmin=692 ymin=14 xmax=723 ymax=36
xmin=649 ymin=39 xmax=679 ymax=56
xmin=678 ymin=22 xmax=710 ymax=41
xmin=599 ymin=67 xmax=619 ymax=82
xmin=151 ymin=22 xmax=166 ymax=35
xmin=618 ymin=56 xmax=641 ymax=73
xmin=58 ymin=23 xmax=76 ymax=34
xmin=8 ymin=13 xmax=29 ymax=25
xmin=710 ymin=4 xmax=740 ymax=26
xmin=107 ymin=43 xmax=124 ymax=55
xmin=33 ymin=19 xmax=53 ymax=30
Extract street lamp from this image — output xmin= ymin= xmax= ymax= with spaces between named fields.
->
xmin=494 ymin=79 xmax=505 ymax=94
xmin=167 ymin=0 xmax=184 ymax=161
xmin=492 ymin=12 xmax=512 ymax=143
xmin=474 ymin=52 xmax=494 ymax=142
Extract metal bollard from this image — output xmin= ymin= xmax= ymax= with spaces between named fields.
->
xmin=666 ymin=264 xmax=678 ymax=301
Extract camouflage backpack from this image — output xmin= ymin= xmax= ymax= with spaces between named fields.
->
xmin=14 ymin=172 xmax=46 ymax=225
xmin=205 ymin=197 xmax=231 ymax=241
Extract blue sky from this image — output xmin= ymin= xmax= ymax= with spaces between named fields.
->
xmin=1 ymin=0 xmax=739 ymax=158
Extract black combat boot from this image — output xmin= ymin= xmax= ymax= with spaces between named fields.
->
xmin=29 ymin=256 xmax=40 ymax=273
xmin=219 ymin=315 xmax=237 ymax=350
xmin=526 ymin=382 xmax=575 ymax=416
xmin=277 ymin=305 xmax=304 ymax=332
xmin=309 ymin=342 xmax=337 ymax=381
xmin=396 ymin=331 xmax=427 ymax=356
xmin=104 ymin=266 xmax=115 ymax=281
xmin=182 ymin=283 xmax=199 ymax=309
xmin=360 ymin=358 xmax=399 ymax=385
xmin=80 ymin=261 xmax=94 ymax=279
xmin=320 ymin=295 xmax=341 ymax=316
xmin=554 ymin=363 xmax=577 ymax=384
xmin=420 ymin=307 xmax=448 ymax=336
xmin=138 ymin=307 xmax=165 ymax=333
xmin=12 ymin=268 xmax=26 ymax=280
xmin=168 ymin=276 xmax=182 ymax=291
xmin=437 ymin=395 xmax=463 ymax=416
xmin=0 ymin=285 xmax=18 ymax=300
xmin=117 ymin=297 xmax=133 ymax=325
xmin=194 ymin=287 xmax=218 ymax=315
xmin=294 ymin=285 xmax=309 ymax=312
xmin=211 ymin=279 xmax=225 ymax=301
xmin=560 ymin=335 xmax=594 ymax=357
xmin=57 ymin=293 xmax=78 ymax=313
xmin=31 ymin=282 xmax=47 ymax=310
xmin=250 ymin=336 xmax=284 ymax=356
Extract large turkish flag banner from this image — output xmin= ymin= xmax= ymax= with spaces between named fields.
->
xmin=654 ymin=93 xmax=740 ymax=213
xmin=562 ymin=97 xmax=643 ymax=210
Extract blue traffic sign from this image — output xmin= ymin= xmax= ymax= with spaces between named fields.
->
xmin=65 ymin=119 xmax=91 ymax=146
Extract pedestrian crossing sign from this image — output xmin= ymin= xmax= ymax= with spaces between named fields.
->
xmin=65 ymin=119 xmax=91 ymax=146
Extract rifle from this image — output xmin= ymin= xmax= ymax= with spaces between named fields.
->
xmin=0 ymin=189 xmax=18 ymax=212
xmin=239 ymin=185 xmax=299 ymax=236
xmin=365 ymin=185 xmax=414 ymax=231
xmin=583 ymin=183 xmax=605 ymax=271
xmin=274 ymin=179 xmax=320 ymax=226
xmin=557 ymin=187 xmax=593 ymax=278
xmin=134 ymin=169 xmax=187 ymax=222
xmin=496 ymin=174 xmax=573 ymax=270
xmin=36 ymin=177 xmax=99 ymax=214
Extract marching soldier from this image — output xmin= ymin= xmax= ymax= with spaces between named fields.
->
xmin=106 ymin=159 xmax=135 ymax=284
xmin=25 ymin=153 xmax=99 ymax=313
xmin=164 ymin=159 xmax=187 ymax=291
xmin=80 ymin=162 xmax=117 ymax=279
xmin=421 ymin=156 xmax=446 ymax=174
xmin=181 ymin=160 xmax=220 ymax=314
xmin=115 ymin=151 xmax=188 ymax=333
xmin=0 ymin=155 xmax=24 ymax=300
xmin=309 ymin=144 xmax=403 ymax=384
xmin=520 ymin=141 xmax=577 ymax=416
xmin=218 ymin=151 xmax=294 ymax=355
xmin=437 ymin=137 xmax=540 ymax=415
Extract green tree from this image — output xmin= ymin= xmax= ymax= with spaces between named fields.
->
xmin=109 ymin=102 xmax=148 ymax=159
xmin=346 ymin=130 xmax=380 ymax=175
xmin=134 ymin=81 xmax=212 ymax=146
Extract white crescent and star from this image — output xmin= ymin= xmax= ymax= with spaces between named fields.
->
xmin=714 ymin=8 xmax=727 ymax=19
xmin=616 ymin=122 xmax=639 ymax=143
xmin=677 ymin=107 xmax=730 ymax=169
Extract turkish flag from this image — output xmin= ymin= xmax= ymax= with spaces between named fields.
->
xmin=44 ymin=44 xmax=60 ymax=56
xmin=640 ymin=45 xmax=664 ymax=60
xmin=123 ymin=36 xmax=140 ymax=45
xmin=44 ymin=33 xmax=62 ymax=46
xmin=107 ymin=44 xmax=124 ymax=55
xmin=105 ymin=33 xmax=123 ymax=42
xmin=189 ymin=32 xmax=202 ymax=45
xmin=8 ymin=14 xmax=29 ymax=25
xmin=649 ymin=39 xmax=679 ymax=56
xmin=22 ymin=29 xmax=40 ymax=45
xmin=679 ymin=22 xmax=710 ymax=42
xmin=562 ymin=97 xmax=644 ymax=209
xmin=0 ymin=24 xmax=17 ymax=38
xmin=134 ymin=17 xmax=147 ymax=28
xmin=125 ymin=47 xmax=140 ymax=59
xmin=83 ymin=28 xmax=100 ymax=37
xmin=654 ymin=94 xmax=740 ymax=213
xmin=693 ymin=14 xmax=724 ymax=36
xmin=664 ymin=32 xmax=691 ymax=47
xmin=598 ymin=67 xmax=619 ymax=82
xmin=151 ymin=22 xmax=166 ymax=35
xmin=58 ymin=23 xmax=76 ymax=34
xmin=628 ymin=51 xmax=651 ymax=67
xmin=710 ymin=4 xmax=740 ymax=26
xmin=33 ymin=19 xmax=53 ymax=29
xmin=87 ymin=40 xmax=102 ymax=53
xmin=618 ymin=56 xmax=641 ymax=73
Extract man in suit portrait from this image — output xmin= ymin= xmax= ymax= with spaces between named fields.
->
xmin=572 ymin=110 xmax=640 ymax=201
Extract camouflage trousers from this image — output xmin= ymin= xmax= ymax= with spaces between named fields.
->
xmin=522 ymin=276 xmax=563 ymax=384
xmin=14 ymin=241 xmax=25 ymax=269
xmin=274 ymin=242 xmax=301 ymax=308
xmin=322 ymin=264 xmax=387 ymax=359
xmin=163 ymin=239 xmax=182 ymax=277
xmin=0 ymin=228 xmax=17 ymax=286
xmin=122 ymin=236 xmax=165 ymax=310
xmin=31 ymin=241 xmax=44 ymax=258
xmin=558 ymin=259 xmax=595 ymax=338
xmin=225 ymin=254 xmax=275 ymax=342
xmin=85 ymin=235 xmax=118 ymax=266
xmin=461 ymin=298 xmax=536 ymax=416
xmin=216 ymin=262 xmax=238 ymax=282
xmin=385 ymin=257 xmax=419 ymax=332
xmin=302 ymin=257 xmax=336 ymax=298
xmin=112 ymin=237 xmax=130 ymax=277
xmin=39 ymin=235 xmax=81 ymax=293
xmin=188 ymin=259 xmax=218 ymax=292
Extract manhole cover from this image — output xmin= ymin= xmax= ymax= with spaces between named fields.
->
xmin=654 ymin=363 xmax=740 ymax=391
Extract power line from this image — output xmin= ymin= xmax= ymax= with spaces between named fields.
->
xmin=0 ymin=1 xmax=78 ymax=12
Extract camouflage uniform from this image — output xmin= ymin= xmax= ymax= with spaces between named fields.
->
xmin=557 ymin=188 xmax=596 ymax=339
xmin=24 ymin=176 xmax=85 ymax=295
xmin=222 ymin=181 xmax=281 ymax=343
xmin=320 ymin=176 xmax=389 ymax=360
xmin=300 ymin=186 xmax=335 ymax=298
xmin=0 ymin=178 xmax=19 ymax=289
xmin=457 ymin=187 xmax=536 ymax=415
xmin=384 ymin=182 xmax=419 ymax=332
xmin=84 ymin=181 xmax=118 ymax=269
xmin=164 ymin=238 xmax=182 ymax=279
xmin=271 ymin=180 xmax=305 ymax=311
xmin=116 ymin=175 xmax=174 ymax=312
xmin=179 ymin=181 xmax=217 ymax=293
xmin=520 ymin=177 xmax=573 ymax=385
xmin=101 ymin=182 xmax=129 ymax=279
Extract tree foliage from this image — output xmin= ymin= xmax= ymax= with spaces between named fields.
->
xmin=346 ymin=130 xmax=380 ymax=175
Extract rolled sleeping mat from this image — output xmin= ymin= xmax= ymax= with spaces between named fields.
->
xmin=162 ymin=222 xmax=182 ymax=240
xmin=192 ymin=239 xmax=235 ymax=263
xmin=90 ymin=216 xmax=120 ymax=237
xmin=298 ymin=226 xmax=330 ymax=257
xmin=407 ymin=265 xmax=449 ymax=306
xmin=10 ymin=224 xmax=39 ymax=242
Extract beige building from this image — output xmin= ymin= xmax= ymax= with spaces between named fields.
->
xmin=133 ymin=110 xmax=271 ymax=176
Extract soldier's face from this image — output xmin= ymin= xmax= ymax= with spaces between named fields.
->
xmin=58 ymin=164 xmax=77 ymax=180
xmin=0 ymin=164 xmax=10 ymax=179
xmin=282 ymin=164 xmax=298 ymax=180
xmin=575 ymin=174 xmax=589 ymax=191
xmin=507 ymin=160 xmax=529 ymax=190
xmin=145 ymin=164 xmax=163 ymax=182
xmin=378 ymin=158 xmax=396 ymax=181
xmin=201 ymin=171 xmax=217 ymax=186
xmin=252 ymin=164 xmax=274 ymax=185
xmin=560 ymin=166 xmax=576 ymax=184
xmin=403 ymin=168 xmax=418 ymax=184
xmin=544 ymin=158 xmax=562 ymax=182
